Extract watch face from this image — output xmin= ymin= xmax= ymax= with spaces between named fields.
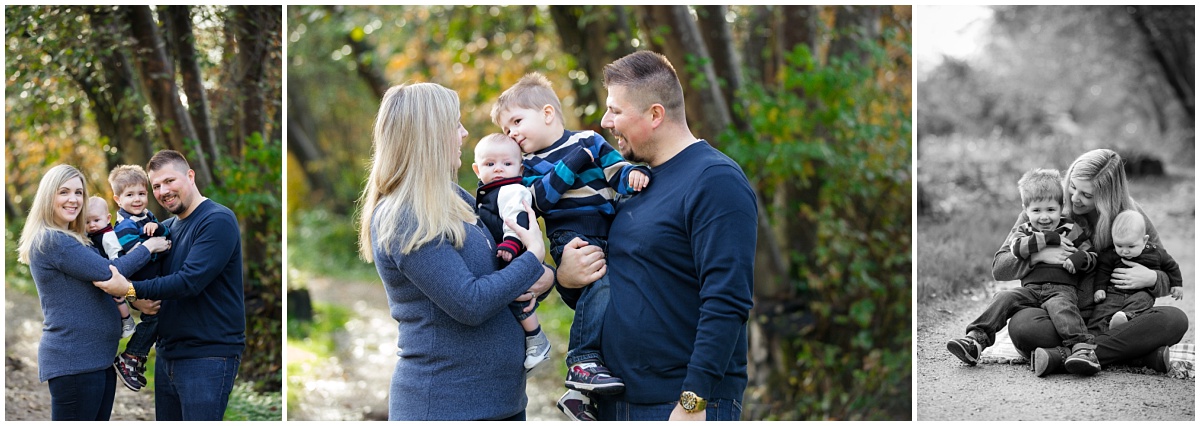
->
xmin=680 ymin=392 xmax=696 ymax=410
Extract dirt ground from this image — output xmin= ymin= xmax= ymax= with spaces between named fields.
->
xmin=5 ymin=286 xmax=155 ymax=421
xmin=286 ymin=276 xmax=570 ymax=421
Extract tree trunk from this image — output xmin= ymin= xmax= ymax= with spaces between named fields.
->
xmin=830 ymin=6 xmax=884 ymax=64
xmin=635 ymin=5 xmax=733 ymax=145
xmin=122 ymin=5 xmax=213 ymax=190
xmin=694 ymin=5 xmax=749 ymax=133
xmin=744 ymin=6 xmax=775 ymax=87
xmin=288 ymin=88 xmax=339 ymax=210
xmin=227 ymin=6 xmax=280 ymax=158
xmin=163 ymin=6 xmax=220 ymax=175
xmin=549 ymin=5 xmax=636 ymax=129
xmin=1128 ymin=6 xmax=1195 ymax=121
xmin=78 ymin=7 xmax=155 ymax=181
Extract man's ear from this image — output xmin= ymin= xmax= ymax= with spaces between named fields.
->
xmin=649 ymin=103 xmax=666 ymax=128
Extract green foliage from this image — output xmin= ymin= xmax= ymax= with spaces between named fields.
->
xmin=224 ymin=382 xmax=283 ymax=421
xmin=287 ymin=209 xmax=379 ymax=282
xmin=207 ymin=132 xmax=284 ymax=392
xmin=5 ymin=222 xmax=36 ymax=296
xmin=287 ymin=301 xmax=353 ymax=356
xmin=724 ymin=33 xmax=911 ymax=420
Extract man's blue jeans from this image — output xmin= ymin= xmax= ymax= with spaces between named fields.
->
xmin=48 ymin=367 xmax=115 ymax=420
xmin=549 ymin=230 xmax=610 ymax=366
xmin=155 ymin=355 xmax=241 ymax=420
xmin=595 ymin=397 xmax=743 ymax=421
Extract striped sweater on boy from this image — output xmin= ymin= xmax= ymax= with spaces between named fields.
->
xmin=521 ymin=129 xmax=648 ymax=238
xmin=1011 ymin=217 xmax=1097 ymax=286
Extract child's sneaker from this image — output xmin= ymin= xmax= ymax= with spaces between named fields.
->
xmin=1109 ymin=311 xmax=1129 ymax=329
xmin=113 ymin=353 xmax=145 ymax=392
xmin=565 ymin=361 xmax=625 ymax=395
xmin=946 ymin=337 xmax=982 ymax=366
xmin=1064 ymin=347 xmax=1101 ymax=375
xmin=525 ymin=329 xmax=551 ymax=373
xmin=121 ymin=316 xmax=136 ymax=338
xmin=557 ymin=389 xmax=598 ymax=421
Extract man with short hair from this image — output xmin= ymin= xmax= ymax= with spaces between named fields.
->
xmin=94 ymin=149 xmax=245 ymax=420
xmin=557 ymin=50 xmax=757 ymax=421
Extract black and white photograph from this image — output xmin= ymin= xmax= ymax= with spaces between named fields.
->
xmin=915 ymin=5 xmax=1194 ymax=421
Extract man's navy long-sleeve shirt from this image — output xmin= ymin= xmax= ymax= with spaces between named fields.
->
xmin=134 ymin=199 xmax=245 ymax=360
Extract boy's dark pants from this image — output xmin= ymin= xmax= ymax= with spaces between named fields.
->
xmin=1087 ymin=288 xmax=1156 ymax=334
xmin=548 ymin=230 xmax=610 ymax=366
xmin=125 ymin=313 xmax=159 ymax=357
xmin=966 ymin=283 xmax=1096 ymax=351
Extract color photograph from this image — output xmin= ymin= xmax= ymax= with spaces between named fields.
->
xmin=285 ymin=5 xmax=911 ymax=421
xmin=5 ymin=6 xmax=283 ymax=421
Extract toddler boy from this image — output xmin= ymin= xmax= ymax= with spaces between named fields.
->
xmin=947 ymin=168 xmax=1101 ymax=376
xmin=492 ymin=72 xmax=650 ymax=418
xmin=107 ymin=165 xmax=170 ymax=392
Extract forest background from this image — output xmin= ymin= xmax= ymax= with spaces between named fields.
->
xmin=5 ymin=5 xmax=283 ymax=420
xmin=286 ymin=5 xmax=911 ymax=421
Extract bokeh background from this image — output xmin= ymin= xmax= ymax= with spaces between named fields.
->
xmin=5 ymin=6 xmax=282 ymax=420
xmin=915 ymin=5 xmax=1194 ymax=420
xmin=285 ymin=5 xmax=911 ymax=420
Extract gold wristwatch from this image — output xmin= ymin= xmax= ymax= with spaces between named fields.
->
xmin=679 ymin=391 xmax=707 ymax=413
xmin=125 ymin=284 xmax=137 ymax=302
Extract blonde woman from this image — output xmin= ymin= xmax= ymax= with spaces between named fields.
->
xmin=358 ymin=83 xmax=555 ymax=420
xmin=993 ymin=149 xmax=1188 ymax=375
xmin=17 ymin=164 xmax=169 ymax=420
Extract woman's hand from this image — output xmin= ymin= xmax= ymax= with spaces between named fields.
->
xmin=141 ymin=236 xmax=171 ymax=253
xmin=556 ymin=238 xmax=606 ymax=289
xmin=93 ymin=265 xmax=132 ymax=297
xmin=1029 ymin=245 xmax=1075 ymax=265
xmin=1111 ymin=259 xmax=1157 ymax=290
xmin=504 ymin=201 xmax=544 ymax=262
xmin=515 ymin=265 xmax=556 ymax=313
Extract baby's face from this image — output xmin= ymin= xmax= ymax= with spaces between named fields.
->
xmin=1023 ymin=199 xmax=1062 ymax=233
xmin=115 ymin=184 xmax=150 ymax=215
xmin=1112 ymin=231 xmax=1148 ymax=259
xmin=473 ymin=143 xmax=523 ymax=184
xmin=84 ymin=203 xmax=110 ymax=234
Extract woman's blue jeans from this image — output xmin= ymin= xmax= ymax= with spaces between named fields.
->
xmin=154 ymin=354 xmax=241 ymax=420
xmin=1009 ymin=305 xmax=1188 ymax=365
xmin=48 ymin=367 xmax=115 ymax=420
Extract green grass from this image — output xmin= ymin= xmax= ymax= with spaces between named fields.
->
xmin=287 ymin=302 xmax=353 ymax=357
xmin=224 ymin=382 xmax=283 ymax=420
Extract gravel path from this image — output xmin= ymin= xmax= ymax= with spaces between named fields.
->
xmin=916 ymin=294 xmax=1194 ymax=420
xmin=5 ymin=286 xmax=155 ymax=421
xmin=286 ymin=276 xmax=570 ymax=421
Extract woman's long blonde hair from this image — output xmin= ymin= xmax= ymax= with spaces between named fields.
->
xmin=1062 ymin=149 xmax=1137 ymax=250
xmin=17 ymin=164 xmax=90 ymax=264
xmin=357 ymin=83 xmax=476 ymax=262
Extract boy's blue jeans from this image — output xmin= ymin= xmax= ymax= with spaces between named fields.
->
xmin=124 ymin=313 xmax=159 ymax=357
xmin=595 ymin=396 xmax=742 ymax=421
xmin=549 ymin=230 xmax=610 ymax=367
xmin=1087 ymin=288 xmax=1156 ymax=334
xmin=966 ymin=283 xmax=1095 ymax=351
xmin=155 ymin=354 xmax=240 ymax=420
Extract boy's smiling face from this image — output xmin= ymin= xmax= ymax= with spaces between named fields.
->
xmin=115 ymin=184 xmax=150 ymax=215
xmin=1024 ymin=199 xmax=1062 ymax=233
xmin=497 ymin=106 xmax=558 ymax=154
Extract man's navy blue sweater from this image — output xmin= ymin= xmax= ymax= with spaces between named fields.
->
xmin=561 ymin=141 xmax=756 ymax=404
xmin=133 ymin=199 xmax=245 ymax=360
